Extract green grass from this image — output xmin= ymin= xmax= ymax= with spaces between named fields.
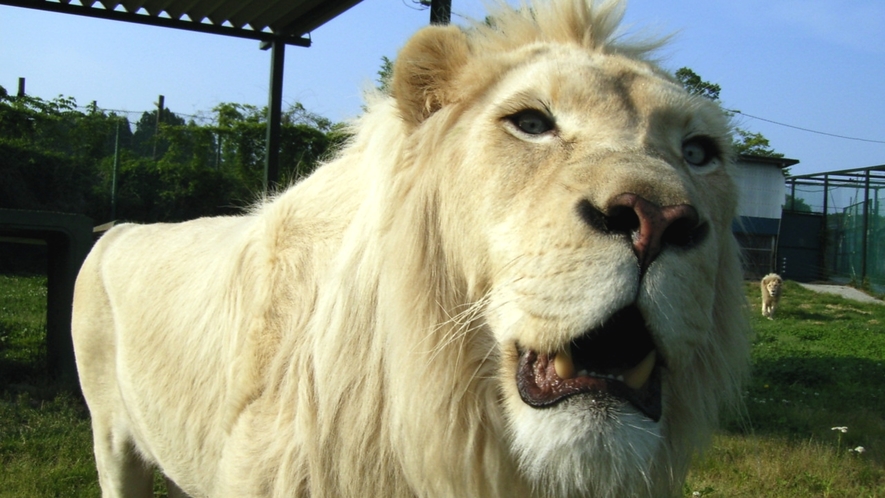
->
xmin=0 ymin=275 xmax=100 ymax=497
xmin=1 ymin=275 xmax=884 ymax=496
xmin=0 ymin=275 xmax=50 ymax=388
xmin=685 ymin=281 xmax=885 ymax=497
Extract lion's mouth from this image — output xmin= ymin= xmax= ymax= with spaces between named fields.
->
xmin=516 ymin=305 xmax=662 ymax=422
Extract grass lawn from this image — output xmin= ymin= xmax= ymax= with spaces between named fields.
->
xmin=0 ymin=275 xmax=100 ymax=497
xmin=685 ymin=281 xmax=885 ymax=497
xmin=1 ymin=274 xmax=884 ymax=496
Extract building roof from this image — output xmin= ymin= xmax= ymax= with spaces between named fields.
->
xmin=0 ymin=0 xmax=364 ymax=46
xmin=738 ymin=154 xmax=800 ymax=169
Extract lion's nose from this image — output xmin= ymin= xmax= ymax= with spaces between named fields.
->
xmin=578 ymin=193 xmax=707 ymax=273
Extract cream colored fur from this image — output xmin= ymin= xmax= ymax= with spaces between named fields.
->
xmin=72 ymin=1 xmax=751 ymax=496
xmin=761 ymin=273 xmax=783 ymax=319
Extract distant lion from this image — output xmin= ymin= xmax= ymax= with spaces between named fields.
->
xmin=761 ymin=273 xmax=784 ymax=319
xmin=72 ymin=0 xmax=751 ymax=496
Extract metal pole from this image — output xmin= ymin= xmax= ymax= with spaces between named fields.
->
xmin=430 ymin=0 xmax=451 ymax=24
xmin=112 ymin=119 xmax=120 ymax=220
xmin=153 ymin=95 xmax=165 ymax=160
xmin=861 ymin=169 xmax=871 ymax=284
xmin=17 ymin=77 xmax=25 ymax=97
xmin=263 ymin=39 xmax=285 ymax=193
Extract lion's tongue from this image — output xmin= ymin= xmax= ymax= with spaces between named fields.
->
xmin=554 ymin=349 xmax=656 ymax=390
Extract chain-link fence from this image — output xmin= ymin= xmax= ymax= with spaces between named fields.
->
xmin=785 ymin=165 xmax=885 ymax=292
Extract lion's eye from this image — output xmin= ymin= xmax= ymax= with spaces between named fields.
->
xmin=682 ymin=137 xmax=719 ymax=167
xmin=507 ymin=110 xmax=555 ymax=135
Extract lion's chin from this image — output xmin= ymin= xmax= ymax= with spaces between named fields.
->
xmin=509 ymin=397 xmax=664 ymax=497
xmin=515 ymin=304 xmax=663 ymax=422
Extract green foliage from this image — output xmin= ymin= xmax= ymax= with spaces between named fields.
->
xmin=0 ymin=86 xmax=339 ymax=224
xmin=733 ymin=129 xmax=784 ymax=158
xmin=377 ymin=56 xmax=395 ymax=94
xmin=675 ymin=67 xmax=721 ymax=101
xmin=784 ymin=194 xmax=813 ymax=213
xmin=674 ymin=68 xmax=784 ymax=159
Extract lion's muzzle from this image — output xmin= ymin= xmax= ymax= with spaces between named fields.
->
xmin=577 ymin=193 xmax=708 ymax=274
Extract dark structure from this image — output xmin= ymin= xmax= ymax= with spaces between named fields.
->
xmin=782 ymin=164 xmax=885 ymax=289
xmin=0 ymin=210 xmax=93 ymax=386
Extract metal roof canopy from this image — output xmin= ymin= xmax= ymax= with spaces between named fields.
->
xmin=787 ymin=164 xmax=885 ymax=189
xmin=786 ymin=164 xmax=885 ymax=218
xmin=0 ymin=0 xmax=365 ymax=191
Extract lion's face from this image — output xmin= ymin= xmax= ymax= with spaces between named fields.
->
xmin=765 ymin=278 xmax=782 ymax=297
xmin=394 ymin=21 xmax=746 ymax=496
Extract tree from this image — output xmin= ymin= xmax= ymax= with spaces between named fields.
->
xmin=132 ymin=107 xmax=186 ymax=159
xmin=674 ymin=67 xmax=721 ymax=101
xmin=377 ymin=56 xmax=395 ymax=94
xmin=675 ymin=67 xmax=783 ymax=158
xmin=784 ymin=194 xmax=813 ymax=213
xmin=0 ymin=87 xmax=340 ymax=224
xmin=0 ymin=90 xmax=110 ymax=217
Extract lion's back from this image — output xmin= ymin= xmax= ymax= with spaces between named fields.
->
xmin=73 ymin=215 xmax=270 ymax=490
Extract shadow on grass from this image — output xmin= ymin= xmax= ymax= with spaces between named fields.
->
xmin=722 ymin=355 xmax=885 ymax=464
xmin=0 ymin=324 xmax=72 ymax=401
xmin=785 ymin=308 xmax=835 ymax=322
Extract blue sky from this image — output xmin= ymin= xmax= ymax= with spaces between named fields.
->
xmin=1 ymin=0 xmax=884 ymax=177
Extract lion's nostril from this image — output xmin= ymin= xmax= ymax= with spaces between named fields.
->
xmin=662 ymin=214 xmax=707 ymax=249
xmin=604 ymin=205 xmax=640 ymax=235
xmin=578 ymin=194 xmax=705 ymax=273
xmin=577 ymin=200 xmax=640 ymax=236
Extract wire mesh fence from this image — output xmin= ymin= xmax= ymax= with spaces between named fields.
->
xmin=785 ymin=165 xmax=885 ymax=292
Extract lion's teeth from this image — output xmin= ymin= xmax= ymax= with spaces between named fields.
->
xmin=623 ymin=350 xmax=656 ymax=390
xmin=553 ymin=348 xmax=576 ymax=380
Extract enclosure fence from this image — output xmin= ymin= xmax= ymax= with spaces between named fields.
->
xmin=785 ymin=164 xmax=885 ymax=291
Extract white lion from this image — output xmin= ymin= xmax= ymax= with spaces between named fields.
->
xmin=760 ymin=273 xmax=783 ymax=319
xmin=72 ymin=0 xmax=751 ymax=496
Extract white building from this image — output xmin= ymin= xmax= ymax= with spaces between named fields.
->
xmin=732 ymin=154 xmax=800 ymax=278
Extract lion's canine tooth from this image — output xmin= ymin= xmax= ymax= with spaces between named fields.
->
xmin=623 ymin=350 xmax=656 ymax=390
xmin=553 ymin=348 xmax=576 ymax=379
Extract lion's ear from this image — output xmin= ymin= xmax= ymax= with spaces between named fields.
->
xmin=392 ymin=25 xmax=470 ymax=127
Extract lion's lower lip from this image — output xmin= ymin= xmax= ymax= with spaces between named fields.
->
xmin=515 ymin=305 xmax=663 ymax=422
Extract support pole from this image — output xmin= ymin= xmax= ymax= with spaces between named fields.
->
xmin=262 ymin=39 xmax=286 ymax=193
xmin=861 ymin=169 xmax=871 ymax=284
xmin=17 ymin=77 xmax=25 ymax=97
xmin=112 ymin=119 xmax=120 ymax=220
xmin=429 ymin=0 xmax=451 ymax=24
xmin=153 ymin=95 xmax=164 ymax=160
